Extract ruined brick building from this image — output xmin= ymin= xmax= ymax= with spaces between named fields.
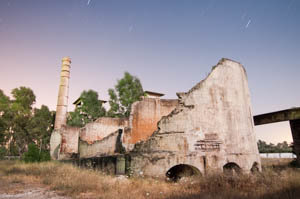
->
xmin=50 ymin=57 xmax=261 ymax=178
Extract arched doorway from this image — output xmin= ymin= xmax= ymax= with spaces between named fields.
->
xmin=223 ymin=162 xmax=241 ymax=176
xmin=166 ymin=164 xmax=201 ymax=181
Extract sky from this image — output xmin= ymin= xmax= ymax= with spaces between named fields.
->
xmin=0 ymin=0 xmax=299 ymax=144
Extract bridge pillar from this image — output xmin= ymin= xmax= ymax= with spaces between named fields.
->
xmin=290 ymin=119 xmax=300 ymax=165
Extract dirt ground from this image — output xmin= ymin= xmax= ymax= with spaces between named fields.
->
xmin=0 ymin=173 xmax=70 ymax=199
xmin=0 ymin=187 xmax=70 ymax=199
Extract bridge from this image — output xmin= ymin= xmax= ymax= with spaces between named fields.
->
xmin=254 ymin=107 xmax=300 ymax=165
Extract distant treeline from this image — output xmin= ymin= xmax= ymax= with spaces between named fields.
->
xmin=257 ymin=140 xmax=293 ymax=153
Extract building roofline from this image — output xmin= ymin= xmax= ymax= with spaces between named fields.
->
xmin=73 ymin=97 xmax=107 ymax=105
xmin=144 ymin=90 xmax=165 ymax=97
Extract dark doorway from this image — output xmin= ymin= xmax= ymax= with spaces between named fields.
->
xmin=223 ymin=162 xmax=241 ymax=176
xmin=166 ymin=164 xmax=201 ymax=181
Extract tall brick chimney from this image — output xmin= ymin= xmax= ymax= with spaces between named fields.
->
xmin=54 ymin=57 xmax=71 ymax=129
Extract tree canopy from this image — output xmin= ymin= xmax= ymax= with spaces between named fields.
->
xmin=9 ymin=87 xmax=36 ymax=154
xmin=0 ymin=89 xmax=11 ymax=145
xmin=67 ymin=90 xmax=106 ymax=127
xmin=0 ymin=87 xmax=53 ymax=156
xmin=107 ymin=72 xmax=144 ymax=118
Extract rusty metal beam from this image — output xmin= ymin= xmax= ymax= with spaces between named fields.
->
xmin=253 ymin=107 xmax=300 ymax=126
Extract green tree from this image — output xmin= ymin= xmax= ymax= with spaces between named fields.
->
xmin=0 ymin=89 xmax=11 ymax=145
xmin=0 ymin=146 xmax=7 ymax=159
xmin=67 ymin=90 xmax=106 ymax=127
xmin=28 ymin=105 xmax=54 ymax=151
xmin=0 ymin=87 xmax=53 ymax=156
xmin=257 ymin=140 xmax=268 ymax=153
xmin=22 ymin=143 xmax=50 ymax=163
xmin=257 ymin=140 xmax=292 ymax=153
xmin=276 ymin=141 xmax=292 ymax=153
xmin=9 ymin=87 xmax=36 ymax=154
xmin=108 ymin=72 xmax=144 ymax=118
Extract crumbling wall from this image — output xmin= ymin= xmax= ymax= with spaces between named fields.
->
xmin=78 ymin=117 xmax=128 ymax=158
xmin=50 ymin=126 xmax=80 ymax=160
xmin=79 ymin=129 xmax=124 ymax=158
xmin=52 ymin=57 xmax=261 ymax=178
xmin=78 ymin=98 xmax=178 ymax=158
xmin=80 ymin=117 xmax=128 ymax=144
xmin=61 ymin=126 xmax=80 ymax=154
xmin=129 ymin=58 xmax=261 ymax=177
xmin=123 ymin=98 xmax=178 ymax=150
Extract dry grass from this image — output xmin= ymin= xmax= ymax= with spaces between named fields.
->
xmin=0 ymin=158 xmax=300 ymax=199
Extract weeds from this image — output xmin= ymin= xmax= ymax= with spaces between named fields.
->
xmin=0 ymin=159 xmax=300 ymax=199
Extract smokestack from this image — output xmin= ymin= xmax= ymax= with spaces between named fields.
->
xmin=54 ymin=57 xmax=71 ymax=129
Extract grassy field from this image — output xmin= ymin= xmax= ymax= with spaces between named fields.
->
xmin=0 ymin=158 xmax=299 ymax=199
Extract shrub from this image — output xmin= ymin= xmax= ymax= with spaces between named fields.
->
xmin=22 ymin=143 xmax=50 ymax=163
xmin=0 ymin=146 xmax=7 ymax=159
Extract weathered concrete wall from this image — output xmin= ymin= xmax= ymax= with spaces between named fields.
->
xmin=61 ymin=127 xmax=80 ymax=153
xmin=59 ymin=126 xmax=80 ymax=160
xmin=79 ymin=98 xmax=177 ymax=158
xmin=129 ymin=58 xmax=261 ymax=177
xmin=50 ymin=129 xmax=62 ymax=160
xmin=78 ymin=117 xmax=128 ymax=158
xmin=123 ymin=98 xmax=178 ymax=150
xmin=80 ymin=117 xmax=128 ymax=144
xmin=50 ymin=126 xmax=80 ymax=160
xmin=79 ymin=129 xmax=124 ymax=158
